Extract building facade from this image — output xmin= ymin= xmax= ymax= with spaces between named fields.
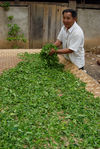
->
xmin=0 ymin=0 xmax=100 ymax=50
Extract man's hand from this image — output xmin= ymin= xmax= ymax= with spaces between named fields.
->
xmin=49 ymin=48 xmax=56 ymax=56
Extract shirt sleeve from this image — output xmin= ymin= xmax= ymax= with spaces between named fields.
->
xmin=68 ymin=33 xmax=84 ymax=52
xmin=57 ymin=27 xmax=63 ymax=42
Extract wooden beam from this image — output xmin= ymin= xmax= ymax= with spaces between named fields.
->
xmin=69 ymin=0 xmax=76 ymax=1
xmin=69 ymin=0 xmax=76 ymax=9
xmin=15 ymin=0 xmax=20 ymax=4
xmin=82 ymin=0 xmax=85 ymax=4
xmin=77 ymin=3 xmax=100 ymax=9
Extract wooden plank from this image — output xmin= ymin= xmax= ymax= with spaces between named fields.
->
xmin=30 ymin=3 xmax=68 ymax=48
xmin=34 ymin=4 xmax=44 ymax=48
xmin=48 ymin=5 xmax=56 ymax=43
xmin=43 ymin=4 xmax=49 ymax=45
xmin=29 ymin=4 xmax=32 ymax=49
xmin=48 ymin=5 xmax=52 ymax=43
xmin=15 ymin=0 xmax=19 ymax=4
xmin=30 ymin=3 xmax=44 ymax=48
xmin=77 ymin=4 xmax=100 ymax=9
xmin=30 ymin=3 xmax=36 ymax=48
xmin=56 ymin=5 xmax=61 ymax=39
xmin=61 ymin=6 xmax=68 ymax=27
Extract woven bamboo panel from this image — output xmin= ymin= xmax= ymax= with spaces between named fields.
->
xmin=0 ymin=50 xmax=100 ymax=97
xmin=58 ymin=55 xmax=100 ymax=98
xmin=0 ymin=49 xmax=41 ymax=74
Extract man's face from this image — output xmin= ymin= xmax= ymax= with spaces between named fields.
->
xmin=63 ymin=12 xmax=76 ymax=29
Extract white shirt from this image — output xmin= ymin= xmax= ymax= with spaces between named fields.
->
xmin=57 ymin=22 xmax=85 ymax=68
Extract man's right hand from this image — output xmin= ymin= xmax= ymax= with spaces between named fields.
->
xmin=49 ymin=48 xmax=56 ymax=56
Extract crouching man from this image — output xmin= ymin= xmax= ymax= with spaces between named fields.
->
xmin=49 ymin=9 xmax=85 ymax=70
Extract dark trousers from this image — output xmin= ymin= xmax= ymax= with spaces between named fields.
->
xmin=79 ymin=67 xmax=84 ymax=70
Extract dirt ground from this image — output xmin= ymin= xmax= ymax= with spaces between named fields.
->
xmin=85 ymin=51 xmax=100 ymax=83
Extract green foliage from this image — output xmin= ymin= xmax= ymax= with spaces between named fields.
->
xmin=40 ymin=44 xmax=59 ymax=66
xmin=7 ymin=23 xmax=20 ymax=37
xmin=0 ymin=2 xmax=10 ymax=11
xmin=8 ymin=15 xmax=14 ymax=21
xmin=0 ymin=53 xmax=100 ymax=148
xmin=7 ymin=16 xmax=27 ymax=49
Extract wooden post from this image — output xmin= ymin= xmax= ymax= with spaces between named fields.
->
xmin=15 ymin=0 xmax=19 ymax=4
xmin=82 ymin=0 xmax=85 ymax=4
xmin=69 ymin=0 xmax=76 ymax=10
xmin=81 ymin=0 xmax=85 ymax=7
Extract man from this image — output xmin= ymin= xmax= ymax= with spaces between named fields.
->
xmin=49 ymin=9 xmax=85 ymax=70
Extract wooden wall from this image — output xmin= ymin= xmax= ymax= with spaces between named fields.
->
xmin=29 ymin=3 xmax=68 ymax=48
xmin=0 ymin=1 xmax=68 ymax=49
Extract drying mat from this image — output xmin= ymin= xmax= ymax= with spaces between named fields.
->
xmin=0 ymin=49 xmax=41 ymax=74
xmin=0 ymin=49 xmax=100 ymax=97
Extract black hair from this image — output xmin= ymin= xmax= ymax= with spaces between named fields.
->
xmin=62 ymin=9 xmax=77 ymax=18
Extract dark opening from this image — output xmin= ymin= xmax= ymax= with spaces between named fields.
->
xmin=85 ymin=0 xmax=100 ymax=4
xmin=76 ymin=0 xmax=100 ymax=4
xmin=1 ymin=0 xmax=100 ymax=4
xmin=20 ymin=0 xmax=69 ymax=2
xmin=0 ymin=0 xmax=14 ymax=2
xmin=0 ymin=0 xmax=69 ymax=2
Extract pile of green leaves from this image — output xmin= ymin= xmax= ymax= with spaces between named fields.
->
xmin=40 ymin=44 xmax=59 ymax=66
xmin=0 ymin=53 xmax=100 ymax=149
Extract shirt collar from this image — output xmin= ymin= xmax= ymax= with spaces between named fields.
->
xmin=64 ymin=21 xmax=76 ymax=33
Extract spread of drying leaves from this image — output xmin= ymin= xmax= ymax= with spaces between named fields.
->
xmin=0 ymin=44 xmax=100 ymax=148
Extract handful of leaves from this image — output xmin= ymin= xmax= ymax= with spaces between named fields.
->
xmin=40 ymin=43 xmax=59 ymax=66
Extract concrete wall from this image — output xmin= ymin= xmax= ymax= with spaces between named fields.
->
xmin=0 ymin=7 xmax=29 ymax=49
xmin=77 ymin=8 xmax=100 ymax=50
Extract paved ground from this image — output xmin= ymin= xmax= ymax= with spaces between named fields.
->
xmin=0 ymin=49 xmax=100 ymax=97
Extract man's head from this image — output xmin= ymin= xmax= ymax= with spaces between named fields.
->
xmin=62 ymin=9 xmax=77 ymax=29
